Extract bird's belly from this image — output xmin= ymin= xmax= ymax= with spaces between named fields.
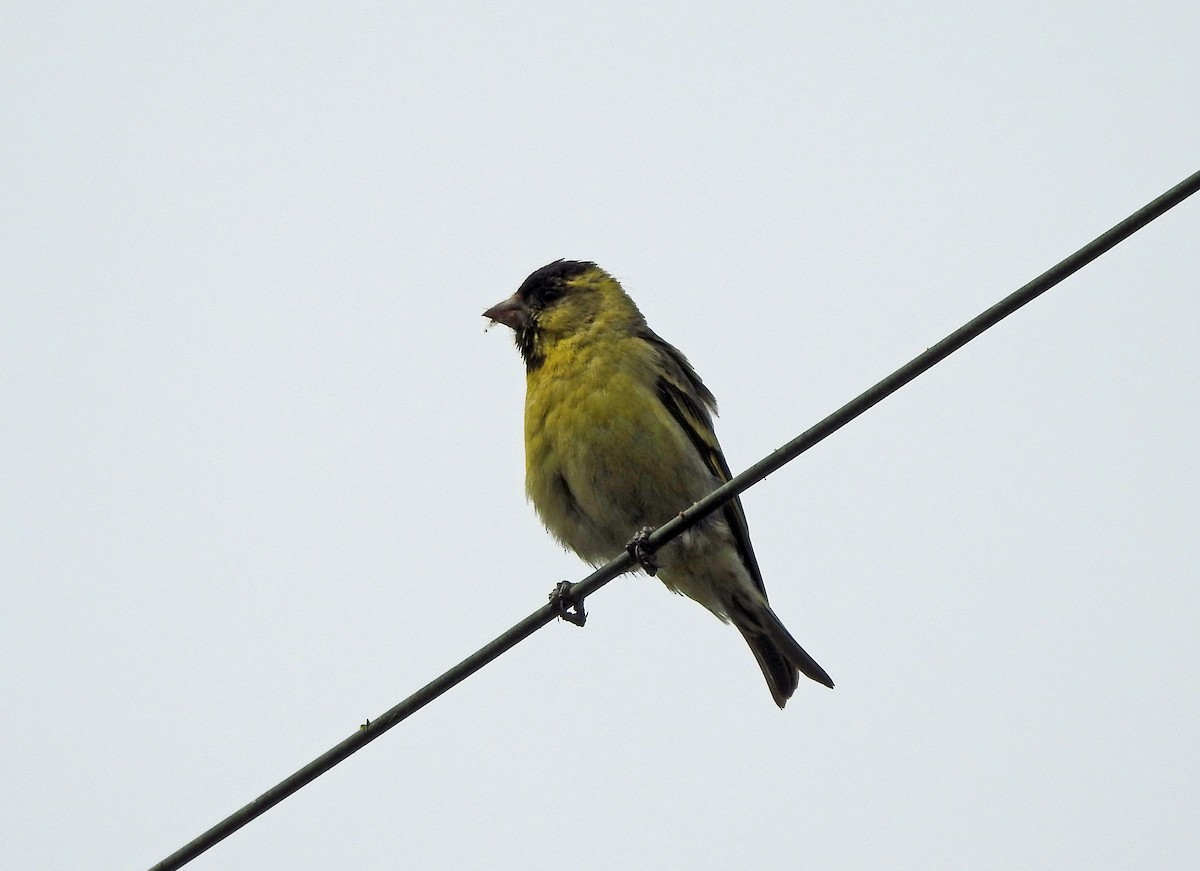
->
xmin=524 ymin=371 xmax=710 ymax=564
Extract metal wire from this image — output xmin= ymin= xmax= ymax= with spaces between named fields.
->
xmin=149 ymin=168 xmax=1200 ymax=870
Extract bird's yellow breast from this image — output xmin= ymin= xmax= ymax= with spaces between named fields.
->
xmin=524 ymin=333 xmax=711 ymax=563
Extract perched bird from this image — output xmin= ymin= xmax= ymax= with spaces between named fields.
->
xmin=484 ymin=260 xmax=833 ymax=707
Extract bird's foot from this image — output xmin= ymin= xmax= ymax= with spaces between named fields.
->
xmin=549 ymin=581 xmax=587 ymax=626
xmin=626 ymin=526 xmax=659 ymax=576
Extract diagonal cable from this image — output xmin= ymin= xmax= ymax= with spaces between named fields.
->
xmin=149 ymin=168 xmax=1200 ymax=871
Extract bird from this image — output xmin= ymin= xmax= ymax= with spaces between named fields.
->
xmin=484 ymin=260 xmax=833 ymax=707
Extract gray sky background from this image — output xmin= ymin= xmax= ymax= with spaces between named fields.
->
xmin=4 ymin=4 xmax=1198 ymax=869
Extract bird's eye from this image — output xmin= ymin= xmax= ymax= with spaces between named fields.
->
xmin=540 ymin=285 xmax=564 ymax=304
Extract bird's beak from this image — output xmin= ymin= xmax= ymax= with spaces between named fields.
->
xmin=483 ymin=294 xmax=531 ymax=331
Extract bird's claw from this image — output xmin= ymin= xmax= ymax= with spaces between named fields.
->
xmin=626 ymin=526 xmax=659 ymax=576
xmin=549 ymin=581 xmax=587 ymax=626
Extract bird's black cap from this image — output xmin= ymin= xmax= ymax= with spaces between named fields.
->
xmin=516 ymin=259 xmax=596 ymax=307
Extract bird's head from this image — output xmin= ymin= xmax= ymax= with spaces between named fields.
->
xmin=484 ymin=260 xmax=644 ymax=370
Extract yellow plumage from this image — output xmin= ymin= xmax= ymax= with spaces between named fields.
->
xmin=485 ymin=260 xmax=832 ymax=707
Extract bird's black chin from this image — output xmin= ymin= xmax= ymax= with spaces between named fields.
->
xmin=516 ymin=326 xmax=543 ymax=372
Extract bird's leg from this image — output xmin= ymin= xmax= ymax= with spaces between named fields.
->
xmin=626 ymin=526 xmax=659 ymax=576
xmin=549 ymin=581 xmax=587 ymax=626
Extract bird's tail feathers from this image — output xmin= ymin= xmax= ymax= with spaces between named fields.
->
xmin=729 ymin=595 xmax=834 ymax=709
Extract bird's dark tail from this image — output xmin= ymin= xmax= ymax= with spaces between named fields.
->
xmin=730 ymin=596 xmax=834 ymax=708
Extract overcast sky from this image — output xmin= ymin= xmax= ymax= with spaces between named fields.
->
xmin=4 ymin=3 xmax=1198 ymax=870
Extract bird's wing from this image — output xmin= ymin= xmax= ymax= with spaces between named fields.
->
xmin=644 ymin=333 xmax=768 ymax=599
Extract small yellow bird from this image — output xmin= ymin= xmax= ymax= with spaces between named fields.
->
xmin=484 ymin=260 xmax=832 ymax=707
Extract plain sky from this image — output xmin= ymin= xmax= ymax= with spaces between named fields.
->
xmin=4 ymin=3 xmax=1198 ymax=870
